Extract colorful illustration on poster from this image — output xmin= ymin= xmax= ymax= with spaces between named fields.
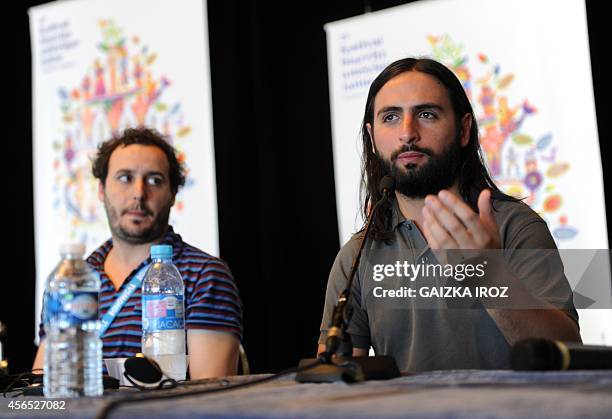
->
xmin=53 ymin=19 xmax=193 ymax=247
xmin=428 ymin=34 xmax=577 ymax=242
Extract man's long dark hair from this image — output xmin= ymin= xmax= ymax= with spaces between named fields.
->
xmin=360 ymin=57 xmax=517 ymax=241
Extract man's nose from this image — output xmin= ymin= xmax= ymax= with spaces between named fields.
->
xmin=399 ymin=115 xmax=418 ymax=144
xmin=132 ymin=178 xmax=147 ymax=201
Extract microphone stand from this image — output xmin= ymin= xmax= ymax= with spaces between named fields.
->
xmin=296 ymin=179 xmax=400 ymax=383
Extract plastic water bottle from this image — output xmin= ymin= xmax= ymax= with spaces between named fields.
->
xmin=43 ymin=243 xmax=102 ymax=397
xmin=141 ymin=245 xmax=186 ymax=380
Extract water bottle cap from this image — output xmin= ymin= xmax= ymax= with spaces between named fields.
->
xmin=150 ymin=244 xmax=173 ymax=259
xmin=59 ymin=243 xmax=86 ymax=257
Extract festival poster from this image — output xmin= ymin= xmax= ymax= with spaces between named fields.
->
xmin=325 ymin=0 xmax=610 ymax=343
xmin=29 ymin=0 xmax=216 ymax=340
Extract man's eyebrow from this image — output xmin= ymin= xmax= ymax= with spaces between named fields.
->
xmin=412 ymin=103 xmax=444 ymax=112
xmin=376 ymin=103 xmax=445 ymax=117
xmin=113 ymin=169 xmax=165 ymax=177
xmin=376 ymin=106 xmax=403 ymax=117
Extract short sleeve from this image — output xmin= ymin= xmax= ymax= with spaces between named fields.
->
xmin=496 ymin=200 xmax=579 ymax=326
xmin=185 ymin=258 xmax=243 ymax=342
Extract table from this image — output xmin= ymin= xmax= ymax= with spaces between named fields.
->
xmin=2 ymin=369 xmax=612 ymax=418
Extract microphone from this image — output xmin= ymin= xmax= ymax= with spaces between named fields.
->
xmin=511 ymin=338 xmax=612 ymax=370
xmin=322 ymin=175 xmax=395 ymax=360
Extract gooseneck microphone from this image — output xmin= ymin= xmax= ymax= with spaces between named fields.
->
xmin=511 ymin=338 xmax=612 ymax=370
xmin=320 ymin=176 xmax=395 ymax=362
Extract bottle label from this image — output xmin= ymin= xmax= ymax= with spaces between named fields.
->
xmin=142 ymin=294 xmax=185 ymax=332
xmin=45 ymin=290 xmax=98 ymax=325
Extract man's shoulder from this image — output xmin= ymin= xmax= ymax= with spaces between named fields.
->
xmin=175 ymin=239 xmax=232 ymax=271
xmin=492 ymin=198 xmax=542 ymax=224
xmin=164 ymin=227 xmax=224 ymax=265
xmin=176 ymin=239 xmax=214 ymax=260
xmin=332 ymin=231 xmax=375 ymax=273
xmin=491 ymin=197 xmax=555 ymax=249
xmin=337 ymin=232 xmax=363 ymax=258
xmin=86 ymin=239 xmax=112 ymax=267
xmin=172 ymin=241 xmax=238 ymax=300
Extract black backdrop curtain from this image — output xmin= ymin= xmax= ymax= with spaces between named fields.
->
xmin=4 ymin=0 xmax=610 ymax=375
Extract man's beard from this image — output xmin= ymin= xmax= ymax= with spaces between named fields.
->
xmin=104 ymin=199 xmax=171 ymax=244
xmin=378 ymin=136 xmax=462 ymax=199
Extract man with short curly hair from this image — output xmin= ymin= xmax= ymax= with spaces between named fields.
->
xmin=35 ymin=127 xmax=242 ymax=379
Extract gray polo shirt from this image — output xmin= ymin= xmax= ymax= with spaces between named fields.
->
xmin=319 ymin=198 xmax=578 ymax=371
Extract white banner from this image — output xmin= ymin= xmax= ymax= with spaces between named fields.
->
xmin=325 ymin=0 xmax=611 ymax=343
xmin=29 ymin=0 xmax=217 ymax=342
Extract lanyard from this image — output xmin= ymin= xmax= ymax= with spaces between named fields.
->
xmin=98 ymin=263 xmax=150 ymax=337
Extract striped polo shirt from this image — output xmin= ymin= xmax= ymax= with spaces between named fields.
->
xmin=39 ymin=227 xmax=242 ymax=359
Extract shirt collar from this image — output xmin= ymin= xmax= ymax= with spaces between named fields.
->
xmin=388 ymin=198 xmax=430 ymax=259
xmin=390 ymin=198 xmax=408 ymax=230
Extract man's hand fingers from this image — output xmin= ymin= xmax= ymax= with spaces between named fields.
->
xmin=424 ymin=194 xmax=474 ymax=248
xmin=422 ymin=205 xmax=459 ymax=249
xmin=437 ymin=190 xmax=487 ymax=239
xmin=473 ymin=189 xmax=500 ymax=247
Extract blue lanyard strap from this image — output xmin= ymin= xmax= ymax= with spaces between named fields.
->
xmin=98 ymin=263 xmax=150 ymax=337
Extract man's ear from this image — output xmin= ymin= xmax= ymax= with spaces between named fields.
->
xmin=460 ymin=114 xmax=472 ymax=148
xmin=366 ymin=122 xmax=376 ymax=154
xmin=98 ymin=181 xmax=105 ymax=202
